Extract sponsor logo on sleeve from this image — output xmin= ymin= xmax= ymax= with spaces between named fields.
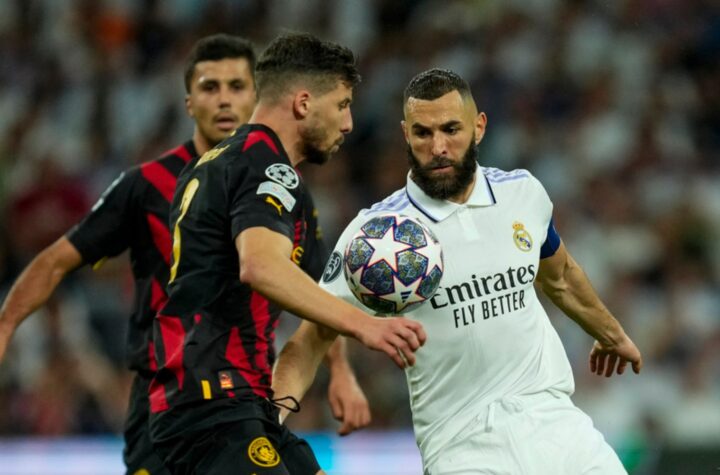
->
xmin=257 ymin=180 xmax=296 ymax=212
xmin=322 ymin=251 xmax=343 ymax=283
xmin=265 ymin=163 xmax=299 ymax=189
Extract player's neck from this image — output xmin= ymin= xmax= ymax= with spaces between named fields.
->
xmin=192 ymin=129 xmax=213 ymax=156
xmin=447 ymin=173 xmax=477 ymax=204
xmin=249 ymin=106 xmax=304 ymax=167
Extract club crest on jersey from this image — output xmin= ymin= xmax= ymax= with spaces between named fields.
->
xmin=248 ymin=437 xmax=280 ymax=467
xmin=322 ymin=251 xmax=343 ymax=283
xmin=265 ymin=163 xmax=299 ymax=189
xmin=512 ymin=221 xmax=533 ymax=252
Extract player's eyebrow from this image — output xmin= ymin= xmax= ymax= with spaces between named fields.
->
xmin=411 ymin=120 xmax=462 ymax=132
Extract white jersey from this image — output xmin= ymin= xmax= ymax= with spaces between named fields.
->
xmin=320 ymin=165 xmax=575 ymax=469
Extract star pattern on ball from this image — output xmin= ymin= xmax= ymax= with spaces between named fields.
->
xmin=391 ymin=276 xmax=426 ymax=311
xmin=364 ymin=225 xmax=412 ymax=270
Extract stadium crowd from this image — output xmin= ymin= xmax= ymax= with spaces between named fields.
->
xmin=0 ymin=0 xmax=718 ymax=471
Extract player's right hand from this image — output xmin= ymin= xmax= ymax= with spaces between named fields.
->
xmin=356 ymin=316 xmax=426 ymax=368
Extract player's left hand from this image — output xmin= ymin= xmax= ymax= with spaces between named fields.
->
xmin=589 ymin=335 xmax=643 ymax=377
xmin=328 ymin=371 xmax=371 ymax=436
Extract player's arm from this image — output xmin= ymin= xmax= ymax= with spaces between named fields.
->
xmin=536 ymin=241 xmax=642 ymax=376
xmin=273 ymin=320 xmax=339 ymax=423
xmin=0 ymin=237 xmax=83 ymax=363
xmin=236 ymin=227 xmax=426 ymax=368
xmin=324 ymin=337 xmax=371 ymax=435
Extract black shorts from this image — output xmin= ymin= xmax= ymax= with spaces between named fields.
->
xmin=154 ymin=398 xmax=321 ymax=475
xmin=124 ymin=375 xmax=171 ymax=475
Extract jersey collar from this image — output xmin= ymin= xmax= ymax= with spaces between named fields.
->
xmin=405 ymin=164 xmax=496 ymax=222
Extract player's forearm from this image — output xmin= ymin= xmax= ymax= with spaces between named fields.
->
xmin=543 ymin=257 xmax=625 ymax=347
xmin=0 ymin=241 xmax=78 ymax=332
xmin=272 ymin=323 xmax=337 ymax=422
xmin=240 ymin=250 xmax=368 ymax=338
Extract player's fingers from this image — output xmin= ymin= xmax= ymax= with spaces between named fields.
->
xmin=384 ymin=343 xmax=406 ymax=368
xmin=605 ymin=354 xmax=618 ymax=377
xmin=404 ymin=319 xmax=427 ymax=345
xmin=337 ymin=420 xmax=353 ymax=436
xmin=393 ymin=332 xmax=418 ymax=366
xmin=617 ymin=358 xmax=627 ymax=375
xmin=595 ymin=353 xmax=606 ymax=376
xmin=632 ymin=356 xmax=643 ymax=374
xmin=396 ymin=324 xmax=421 ymax=351
xmin=361 ymin=406 xmax=372 ymax=427
xmin=329 ymin=398 xmax=343 ymax=419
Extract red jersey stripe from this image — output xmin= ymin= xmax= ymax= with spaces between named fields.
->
xmin=150 ymin=277 xmax=168 ymax=312
xmin=149 ymin=378 xmax=169 ymax=413
xmin=146 ymin=212 xmax=172 ymax=265
xmin=157 ymin=315 xmax=186 ymax=389
xmin=250 ymin=292 xmax=271 ymax=378
xmin=141 ymin=162 xmax=177 ymax=203
xmin=148 ymin=340 xmax=158 ymax=372
xmin=242 ymin=130 xmax=279 ymax=155
xmin=225 ymin=327 xmax=267 ymax=397
xmin=162 ymin=144 xmax=193 ymax=163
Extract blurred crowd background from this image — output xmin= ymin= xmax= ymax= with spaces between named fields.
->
xmin=0 ymin=0 xmax=718 ymax=473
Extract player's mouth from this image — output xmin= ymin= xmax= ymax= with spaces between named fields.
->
xmin=214 ymin=114 xmax=238 ymax=131
xmin=428 ymin=161 xmax=455 ymax=174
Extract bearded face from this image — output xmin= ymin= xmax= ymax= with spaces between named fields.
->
xmin=407 ymin=135 xmax=478 ymax=200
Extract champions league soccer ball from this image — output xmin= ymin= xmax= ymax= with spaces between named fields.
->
xmin=343 ymin=213 xmax=444 ymax=314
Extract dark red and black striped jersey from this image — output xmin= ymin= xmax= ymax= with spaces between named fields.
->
xmin=67 ymin=141 xmax=198 ymax=375
xmin=148 ymin=124 xmax=327 ymax=424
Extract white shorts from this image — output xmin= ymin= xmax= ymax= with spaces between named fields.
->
xmin=425 ymin=392 xmax=626 ymax=475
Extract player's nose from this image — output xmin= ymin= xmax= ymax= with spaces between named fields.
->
xmin=431 ymin=133 xmax=448 ymax=156
xmin=341 ymin=109 xmax=353 ymax=134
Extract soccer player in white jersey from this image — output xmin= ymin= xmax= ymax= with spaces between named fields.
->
xmin=272 ymin=69 xmax=643 ymax=474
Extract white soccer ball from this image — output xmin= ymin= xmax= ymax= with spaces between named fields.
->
xmin=343 ymin=213 xmax=444 ymax=314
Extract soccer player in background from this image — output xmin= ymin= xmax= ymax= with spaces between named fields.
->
xmin=147 ymin=33 xmax=426 ymax=475
xmin=0 ymin=34 xmax=371 ymax=475
xmin=272 ymin=68 xmax=643 ymax=474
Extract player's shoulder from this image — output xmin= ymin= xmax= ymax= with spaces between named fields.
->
xmin=360 ymin=188 xmax=411 ymax=218
xmin=482 ymin=166 xmax=550 ymax=205
xmin=482 ymin=166 xmax=533 ymax=184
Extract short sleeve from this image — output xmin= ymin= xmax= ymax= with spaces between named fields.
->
xmin=528 ymin=175 xmax=562 ymax=259
xmin=66 ymin=170 xmax=137 ymax=265
xmin=319 ymin=215 xmax=367 ymax=308
xmin=227 ymin=144 xmax=301 ymax=242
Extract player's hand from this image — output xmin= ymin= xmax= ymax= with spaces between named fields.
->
xmin=356 ymin=316 xmax=426 ymax=369
xmin=328 ymin=370 xmax=371 ymax=436
xmin=589 ymin=335 xmax=642 ymax=377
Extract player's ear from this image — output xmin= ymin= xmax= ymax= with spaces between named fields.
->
xmin=474 ymin=112 xmax=487 ymax=144
xmin=292 ymin=90 xmax=311 ymax=119
xmin=185 ymin=94 xmax=194 ymax=118
xmin=401 ymin=120 xmax=409 ymax=144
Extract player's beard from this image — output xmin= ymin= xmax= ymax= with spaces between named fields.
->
xmin=300 ymin=122 xmax=335 ymax=165
xmin=407 ymin=136 xmax=478 ymax=200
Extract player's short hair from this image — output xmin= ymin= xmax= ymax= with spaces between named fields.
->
xmin=255 ymin=33 xmax=360 ymax=102
xmin=184 ymin=34 xmax=256 ymax=93
xmin=403 ymin=68 xmax=473 ymax=104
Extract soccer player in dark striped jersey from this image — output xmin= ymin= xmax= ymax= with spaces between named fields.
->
xmin=0 ymin=34 xmax=370 ymax=474
xmin=148 ymin=33 xmax=426 ymax=475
